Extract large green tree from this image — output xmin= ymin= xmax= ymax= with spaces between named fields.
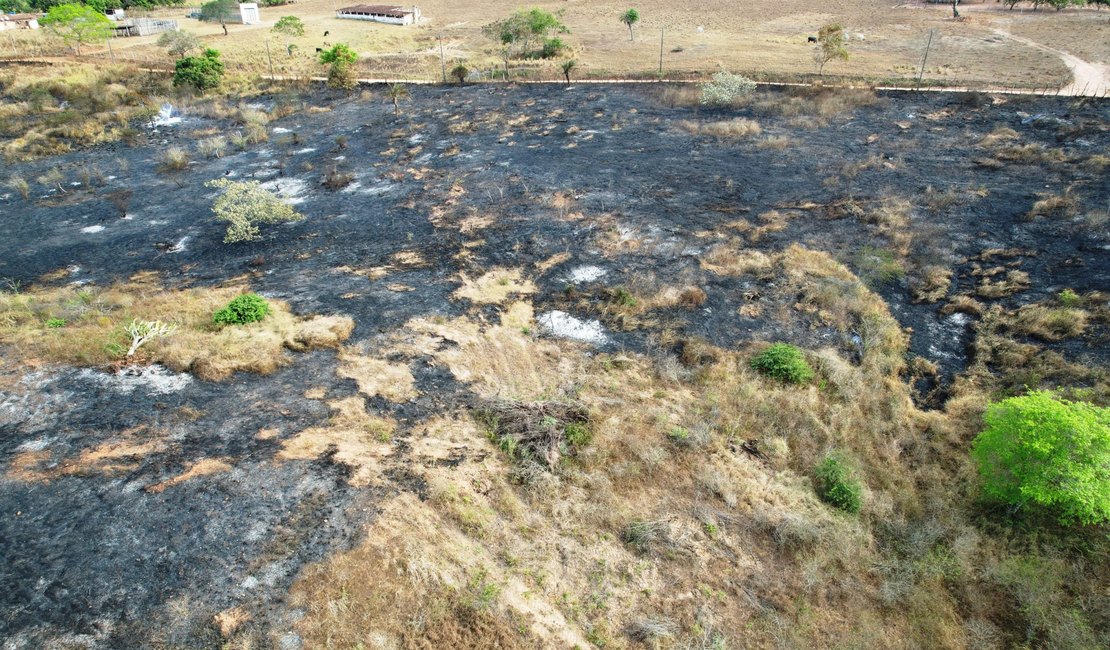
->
xmin=483 ymin=8 xmax=568 ymax=60
xmin=971 ymin=391 xmax=1110 ymax=526
xmin=40 ymin=3 xmax=114 ymax=55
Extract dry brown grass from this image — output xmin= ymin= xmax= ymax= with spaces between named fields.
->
xmin=676 ymin=117 xmax=762 ymax=138
xmin=911 ymin=266 xmax=953 ymax=304
xmin=1003 ymin=304 xmax=1089 ymax=342
xmin=976 ymin=270 xmax=1031 ymax=299
xmin=337 ymin=348 xmax=418 ymax=402
xmin=700 ymin=242 xmax=773 ymax=277
xmin=453 ymin=268 xmax=536 ymax=305
xmin=277 ymin=397 xmax=395 ymax=486
xmin=1026 ymin=191 xmax=1079 ymax=220
xmin=0 ymin=276 xmax=353 ymax=380
xmin=145 ymin=458 xmax=233 ymax=494
xmin=263 ymin=239 xmax=1110 ymax=648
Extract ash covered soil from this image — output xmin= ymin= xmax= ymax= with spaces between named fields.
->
xmin=0 ymin=84 xmax=1108 ymax=647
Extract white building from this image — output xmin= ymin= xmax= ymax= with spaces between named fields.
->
xmin=336 ymin=5 xmax=420 ymax=26
xmin=0 ymin=14 xmax=39 ymax=31
xmin=237 ymin=3 xmax=261 ymax=25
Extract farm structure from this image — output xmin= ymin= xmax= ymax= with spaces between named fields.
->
xmin=0 ymin=14 xmax=39 ymax=30
xmin=113 ymin=17 xmax=178 ymax=37
xmin=335 ymin=4 xmax=420 ymax=25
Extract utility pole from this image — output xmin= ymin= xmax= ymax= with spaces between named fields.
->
xmin=658 ymin=27 xmax=664 ymax=77
xmin=106 ymin=36 xmax=115 ymax=63
xmin=917 ymin=29 xmax=935 ymax=90
xmin=438 ymin=33 xmax=446 ymax=83
xmin=265 ymin=40 xmax=274 ymax=79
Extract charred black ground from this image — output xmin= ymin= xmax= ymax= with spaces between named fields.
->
xmin=1 ymin=84 xmax=1107 ymax=647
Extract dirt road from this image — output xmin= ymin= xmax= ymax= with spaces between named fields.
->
xmin=994 ymin=27 xmax=1110 ymax=96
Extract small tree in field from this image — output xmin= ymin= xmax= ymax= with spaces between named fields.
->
xmin=387 ymin=83 xmax=409 ymax=116
xmin=205 ymin=179 xmax=305 ymax=243
xmin=157 ymin=29 xmax=201 ymax=59
xmin=971 ymin=391 xmax=1110 ymax=526
xmin=561 ymin=59 xmax=576 ymax=83
xmin=200 ymin=0 xmax=237 ymax=36
xmin=620 ymin=9 xmax=640 ymax=41
xmin=272 ymin=15 xmax=304 ymax=56
xmin=450 ymin=62 xmax=469 ymax=84
xmin=40 ymin=3 xmax=113 ymax=55
xmin=173 ymin=48 xmax=224 ymax=92
xmin=813 ymin=24 xmax=849 ymax=75
xmin=319 ymin=43 xmax=359 ymax=90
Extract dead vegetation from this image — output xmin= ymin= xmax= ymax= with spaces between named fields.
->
xmin=676 ymin=117 xmax=762 ymax=138
xmin=0 ymin=274 xmax=353 ymax=380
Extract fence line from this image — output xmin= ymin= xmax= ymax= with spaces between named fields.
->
xmin=0 ymin=54 xmax=1106 ymax=99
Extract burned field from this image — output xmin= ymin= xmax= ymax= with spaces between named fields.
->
xmin=1 ymin=84 xmax=1109 ymax=648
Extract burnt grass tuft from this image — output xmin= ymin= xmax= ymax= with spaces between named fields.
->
xmin=0 ymin=83 xmax=1108 ymax=646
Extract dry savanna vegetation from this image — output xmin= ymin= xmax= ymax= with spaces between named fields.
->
xmin=0 ymin=272 xmax=353 ymax=380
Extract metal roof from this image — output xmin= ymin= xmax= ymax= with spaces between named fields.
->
xmin=337 ymin=5 xmax=413 ymax=17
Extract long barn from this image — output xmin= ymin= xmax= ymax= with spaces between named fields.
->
xmin=335 ymin=5 xmax=420 ymax=26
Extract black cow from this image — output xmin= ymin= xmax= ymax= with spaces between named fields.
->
xmin=324 ymin=30 xmax=330 ymax=37
xmin=315 ymin=47 xmax=323 ymax=53
xmin=807 ymin=36 xmax=818 ymax=43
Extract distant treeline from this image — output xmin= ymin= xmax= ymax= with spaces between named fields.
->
xmin=1 ymin=0 xmax=291 ymax=13
xmin=1 ymin=0 xmax=187 ymax=12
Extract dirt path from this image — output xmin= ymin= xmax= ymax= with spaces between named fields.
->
xmin=993 ymin=27 xmax=1110 ymax=97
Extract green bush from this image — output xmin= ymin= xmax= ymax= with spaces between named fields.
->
xmin=699 ymin=71 xmax=756 ymax=106
xmin=173 ymin=48 xmax=225 ymax=92
xmin=750 ymin=343 xmax=814 ymax=384
xmin=45 ymin=317 xmax=66 ymax=328
xmin=971 ymin=391 xmax=1110 ymax=525
xmin=564 ymin=422 xmax=591 ymax=447
xmin=814 ymin=455 xmax=862 ymax=513
xmin=1057 ymin=288 xmax=1082 ymax=307
xmin=213 ymin=293 xmax=271 ymax=325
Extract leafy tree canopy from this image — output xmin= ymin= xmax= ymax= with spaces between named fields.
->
xmin=272 ymin=15 xmax=305 ymax=38
xmin=971 ymin=391 xmax=1110 ymax=526
xmin=40 ymin=3 xmax=114 ymax=54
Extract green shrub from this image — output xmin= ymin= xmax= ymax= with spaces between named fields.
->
xmin=971 ymin=391 xmax=1110 ymax=525
xmin=564 ymin=422 xmax=591 ymax=447
xmin=667 ymin=426 xmax=689 ymax=444
xmin=1057 ymin=288 xmax=1082 ymax=307
xmin=750 ymin=343 xmax=814 ymax=384
xmin=173 ymin=48 xmax=225 ymax=92
xmin=205 ymin=178 xmax=305 ymax=243
xmin=814 ymin=455 xmax=862 ymax=513
xmin=213 ymin=293 xmax=271 ymax=325
xmin=699 ymin=71 xmax=756 ymax=106
xmin=45 ymin=317 xmax=66 ymax=328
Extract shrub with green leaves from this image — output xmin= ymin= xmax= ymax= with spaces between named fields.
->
xmin=699 ymin=72 xmax=756 ymax=106
xmin=45 ymin=317 xmax=66 ymax=329
xmin=205 ymin=178 xmax=305 ymax=243
xmin=173 ymin=48 xmax=225 ymax=92
xmin=814 ymin=455 xmax=862 ymax=513
xmin=750 ymin=343 xmax=814 ymax=384
xmin=971 ymin=391 xmax=1110 ymax=525
xmin=213 ymin=293 xmax=271 ymax=326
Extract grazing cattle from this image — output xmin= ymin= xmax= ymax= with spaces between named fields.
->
xmin=315 ymin=47 xmax=323 ymax=53
xmin=807 ymin=36 xmax=818 ymax=43
xmin=323 ymin=30 xmax=330 ymax=37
